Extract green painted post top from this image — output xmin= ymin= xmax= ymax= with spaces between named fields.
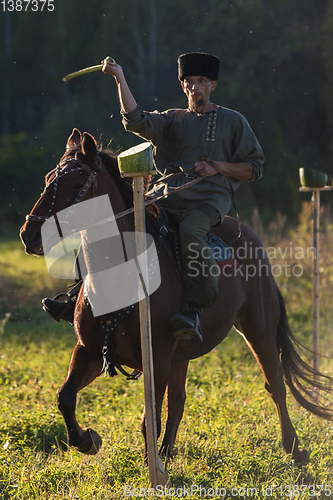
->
xmin=118 ymin=142 xmax=155 ymax=175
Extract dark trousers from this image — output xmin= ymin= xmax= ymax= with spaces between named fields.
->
xmin=170 ymin=203 xmax=222 ymax=308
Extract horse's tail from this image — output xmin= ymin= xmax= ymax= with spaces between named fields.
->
xmin=276 ymin=286 xmax=333 ymax=420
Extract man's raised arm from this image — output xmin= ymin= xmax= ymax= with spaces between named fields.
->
xmin=102 ymin=58 xmax=137 ymax=114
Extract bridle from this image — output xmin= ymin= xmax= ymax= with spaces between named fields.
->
xmin=25 ymin=156 xmax=204 ymax=226
xmin=25 ymin=155 xmax=223 ymax=231
xmin=25 ymin=156 xmax=102 ymax=223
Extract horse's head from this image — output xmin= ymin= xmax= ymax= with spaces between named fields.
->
xmin=20 ymin=128 xmax=132 ymax=256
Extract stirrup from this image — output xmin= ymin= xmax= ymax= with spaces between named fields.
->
xmin=42 ymin=281 xmax=82 ymax=323
xmin=42 ymin=294 xmax=73 ymax=323
xmin=169 ymin=307 xmax=203 ymax=343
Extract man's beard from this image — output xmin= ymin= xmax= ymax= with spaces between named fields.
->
xmin=188 ymin=94 xmax=204 ymax=113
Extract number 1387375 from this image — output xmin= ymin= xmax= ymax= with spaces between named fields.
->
xmin=1 ymin=0 xmax=54 ymax=11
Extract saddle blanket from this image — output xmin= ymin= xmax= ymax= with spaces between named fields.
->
xmin=203 ymin=232 xmax=231 ymax=262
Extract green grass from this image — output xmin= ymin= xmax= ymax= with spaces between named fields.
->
xmin=1 ymin=206 xmax=333 ymax=499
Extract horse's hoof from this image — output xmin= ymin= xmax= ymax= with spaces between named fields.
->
xmin=75 ymin=428 xmax=102 ymax=455
xmin=159 ymin=445 xmax=173 ymax=459
xmin=293 ymin=449 xmax=310 ymax=466
xmin=85 ymin=428 xmax=102 ymax=455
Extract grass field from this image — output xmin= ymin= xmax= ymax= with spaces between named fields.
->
xmin=1 ymin=204 xmax=333 ymax=499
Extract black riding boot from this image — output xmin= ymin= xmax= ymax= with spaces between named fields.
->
xmin=42 ymin=281 xmax=83 ymax=324
xmin=169 ymin=301 xmax=203 ymax=343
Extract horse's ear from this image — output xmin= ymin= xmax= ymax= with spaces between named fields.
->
xmin=66 ymin=128 xmax=81 ymax=149
xmin=81 ymin=132 xmax=98 ymax=164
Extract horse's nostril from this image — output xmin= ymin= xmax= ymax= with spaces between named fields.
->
xmin=23 ymin=230 xmax=43 ymax=255
xmin=32 ymin=231 xmax=42 ymax=245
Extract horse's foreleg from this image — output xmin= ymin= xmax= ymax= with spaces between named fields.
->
xmin=57 ymin=343 xmax=103 ymax=455
xmin=159 ymin=360 xmax=189 ymax=458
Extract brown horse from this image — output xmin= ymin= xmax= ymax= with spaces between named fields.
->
xmin=20 ymin=128 xmax=333 ymax=466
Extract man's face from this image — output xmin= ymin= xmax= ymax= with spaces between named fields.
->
xmin=181 ymin=76 xmax=217 ymax=112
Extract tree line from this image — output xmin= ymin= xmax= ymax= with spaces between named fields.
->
xmin=1 ymin=0 xmax=333 ymax=230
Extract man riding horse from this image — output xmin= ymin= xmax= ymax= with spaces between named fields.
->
xmin=43 ymin=52 xmax=264 ymax=343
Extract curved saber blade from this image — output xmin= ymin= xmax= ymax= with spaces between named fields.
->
xmin=62 ymin=56 xmax=116 ymax=82
xmin=62 ymin=64 xmax=103 ymax=82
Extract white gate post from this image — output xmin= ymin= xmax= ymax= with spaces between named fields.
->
xmin=299 ymin=185 xmax=332 ymax=376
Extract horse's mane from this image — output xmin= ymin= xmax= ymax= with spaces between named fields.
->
xmin=99 ymin=148 xmax=134 ymax=208
xmin=60 ymin=143 xmax=134 ymax=208
xmin=60 ymin=142 xmax=160 ymax=219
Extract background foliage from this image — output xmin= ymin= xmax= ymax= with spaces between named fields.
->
xmin=1 ymin=0 xmax=333 ymax=229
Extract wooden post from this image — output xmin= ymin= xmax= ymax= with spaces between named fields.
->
xmin=312 ymin=189 xmax=320 ymax=375
xmin=132 ymin=173 xmax=170 ymax=488
xmin=120 ymin=171 xmax=170 ymax=489
xmin=118 ymin=143 xmax=170 ymax=488
xmin=299 ymin=186 xmax=332 ymax=376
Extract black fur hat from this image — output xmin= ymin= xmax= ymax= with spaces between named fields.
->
xmin=178 ymin=52 xmax=219 ymax=81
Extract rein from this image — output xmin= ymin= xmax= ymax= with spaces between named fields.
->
xmin=25 ymin=157 xmax=203 ymax=225
xmin=25 ymin=153 xmax=240 ymax=241
xmin=100 ymin=176 xmax=204 ymax=223
xmin=149 ymin=165 xmax=196 ymax=186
